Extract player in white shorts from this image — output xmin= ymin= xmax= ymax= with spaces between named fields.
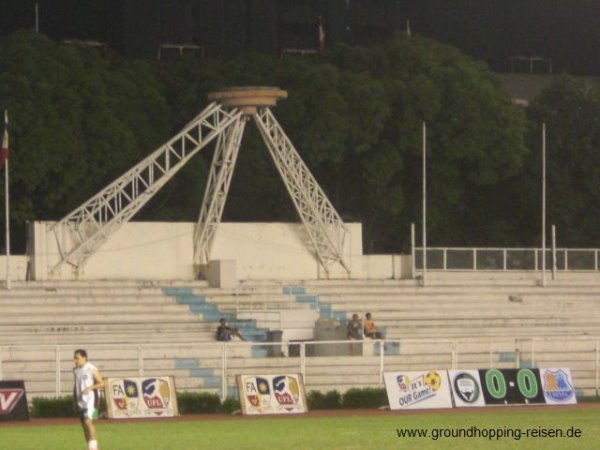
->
xmin=73 ymin=349 xmax=104 ymax=450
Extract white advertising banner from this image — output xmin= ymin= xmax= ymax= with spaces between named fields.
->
xmin=237 ymin=374 xmax=308 ymax=415
xmin=448 ymin=370 xmax=486 ymax=407
xmin=384 ymin=370 xmax=453 ymax=410
xmin=104 ymin=376 xmax=179 ymax=419
xmin=539 ymin=368 xmax=577 ymax=405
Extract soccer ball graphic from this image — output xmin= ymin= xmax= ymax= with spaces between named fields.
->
xmin=424 ymin=371 xmax=441 ymax=391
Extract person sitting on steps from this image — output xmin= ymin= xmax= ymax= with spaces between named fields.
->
xmin=363 ymin=312 xmax=383 ymax=339
xmin=216 ymin=318 xmax=246 ymax=341
xmin=346 ymin=313 xmax=362 ymax=340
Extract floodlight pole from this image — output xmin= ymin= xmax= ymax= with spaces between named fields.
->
xmin=551 ymin=224 xmax=557 ymax=280
xmin=541 ymin=123 xmax=547 ymax=287
xmin=3 ymin=110 xmax=10 ymax=291
xmin=422 ymin=122 xmax=427 ymax=287
xmin=410 ymin=222 xmax=415 ymax=279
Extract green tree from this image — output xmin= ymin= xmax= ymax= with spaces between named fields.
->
xmin=520 ymin=77 xmax=600 ymax=247
xmin=0 ymin=30 xmax=171 ymax=251
xmin=157 ymin=35 xmax=529 ymax=252
xmin=157 ymin=51 xmax=390 ymax=224
xmin=327 ymin=35 xmax=528 ymax=251
xmin=0 ymin=30 xmax=533 ymax=256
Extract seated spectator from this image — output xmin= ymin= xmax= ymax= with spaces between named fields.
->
xmin=363 ymin=312 xmax=383 ymax=339
xmin=216 ymin=318 xmax=246 ymax=341
xmin=346 ymin=313 xmax=362 ymax=340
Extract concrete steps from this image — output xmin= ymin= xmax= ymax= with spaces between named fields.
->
xmin=1 ymin=278 xmax=599 ymax=400
xmin=0 ymin=303 xmax=195 ymax=315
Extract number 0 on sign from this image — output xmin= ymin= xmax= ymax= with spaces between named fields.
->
xmin=479 ymin=369 xmax=546 ymax=405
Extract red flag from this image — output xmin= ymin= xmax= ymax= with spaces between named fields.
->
xmin=318 ymin=19 xmax=325 ymax=51
xmin=0 ymin=110 xmax=8 ymax=169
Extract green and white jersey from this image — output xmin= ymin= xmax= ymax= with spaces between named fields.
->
xmin=73 ymin=362 xmax=97 ymax=410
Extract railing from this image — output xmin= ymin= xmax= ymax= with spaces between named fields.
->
xmin=414 ymin=247 xmax=600 ymax=272
xmin=1 ymin=337 xmax=598 ymax=401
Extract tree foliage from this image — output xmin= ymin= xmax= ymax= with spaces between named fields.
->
xmin=325 ymin=35 xmax=528 ymax=249
xmin=521 ymin=77 xmax=600 ymax=246
xmin=0 ymin=30 xmax=170 ymax=249
xmin=0 ymin=30 xmax=595 ymax=254
xmin=158 ymin=35 xmax=529 ymax=251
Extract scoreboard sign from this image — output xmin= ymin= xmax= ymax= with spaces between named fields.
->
xmin=479 ymin=368 xmax=546 ymax=405
xmin=0 ymin=380 xmax=29 ymax=422
xmin=448 ymin=368 xmax=577 ymax=407
xmin=385 ymin=369 xmax=577 ymax=409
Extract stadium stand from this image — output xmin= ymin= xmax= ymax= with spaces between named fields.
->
xmin=0 ymin=274 xmax=599 ymax=400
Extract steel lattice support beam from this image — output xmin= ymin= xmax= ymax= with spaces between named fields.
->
xmin=194 ymin=115 xmax=246 ymax=264
xmin=50 ymin=103 xmax=242 ymax=274
xmin=50 ymin=86 xmax=350 ymax=278
xmin=253 ymin=107 xmax=350 ymax=274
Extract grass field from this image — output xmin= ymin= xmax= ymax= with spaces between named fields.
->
xmin=1 ymin=407 xmax=598 ymax=450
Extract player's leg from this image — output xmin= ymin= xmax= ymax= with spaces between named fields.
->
xmin=81 ymin=408 xmax=99 ymax=450
xmin=83 ymin=420 xmax=98 ymax=449
xmin=79 ymin=410 xmax=90 ymax=441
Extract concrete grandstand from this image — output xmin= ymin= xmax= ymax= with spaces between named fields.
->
xmin=1 ymin=271 xmax=599 ymax=401
xmin=0 ymin=87 xmax=598 ymax=404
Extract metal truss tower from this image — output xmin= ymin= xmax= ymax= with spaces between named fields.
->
xmin=50 ymin=87 xmax=350 ymax=277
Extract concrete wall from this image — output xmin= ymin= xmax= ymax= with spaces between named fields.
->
xmin=209 ymin=222 xmax=363 ymax=280
xmin=360 ymin=254 xmax=409 ymax=279
xmin=0 ymin=256 xmax=29 ymax=281
xmin=30 ymin=221 xmax=196 ymax=281
xmin=30 ymin=221 xmax=376 ymax=281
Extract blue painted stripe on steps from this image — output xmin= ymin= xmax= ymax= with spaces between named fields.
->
xmin=229 ymin=320 xmax=257 ymax=329
xmin=331 ymin=311 xmax=347 ymax=321
xmin=498 ymin=353 xmax=516 ymax=362
xmin=175 ymin=359 xmax=199 ymax=370
xmin=296 ymin=295 xmax=318 ymax=304
xmin=227 ymin=386 xmax=238 ymax=399
xmin=163 ymin=287 xmax=193 ymax=296
xmin=385 ymin=342 xmax=400 ymax=356
xmin=244 ymin=331 xmax=268 ymax=341
xmin=189 ymin=368 xmax=217 ymax=378
xmin=252 ymin=346 xmax=268 ymax=358
xmin=201 ymin=377 xmax=222 ymax=389
xmin=318 ymin=309 xmax=333 ymax=320
xmin=285 ymin=289 xmax=346 ymax=323
xmin=163 ymin=287 xmax=275 ymax=344
xmin=187 ymin=304 xmax=216 ymax=312
xmin=283 ymin=286 xmax=306 ymax=295
xmin=175 ymin=295 xmax=207 ymax=305
xmin=189 ymin=308 xmax=223 ymax=321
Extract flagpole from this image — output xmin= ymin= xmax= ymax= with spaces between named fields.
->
xmin=3 ymin=110 xmax=10 ymax=290
xmin=318 ymin=16 xmax=325 ymax=51
xmin=35 ymin=3 xmax=40 ymax=33
xmin=5 ymin=149 xmax=10 ymax=290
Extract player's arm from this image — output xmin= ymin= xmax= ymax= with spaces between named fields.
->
xmin=84 ymin=369 xmax=105 ymax=394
